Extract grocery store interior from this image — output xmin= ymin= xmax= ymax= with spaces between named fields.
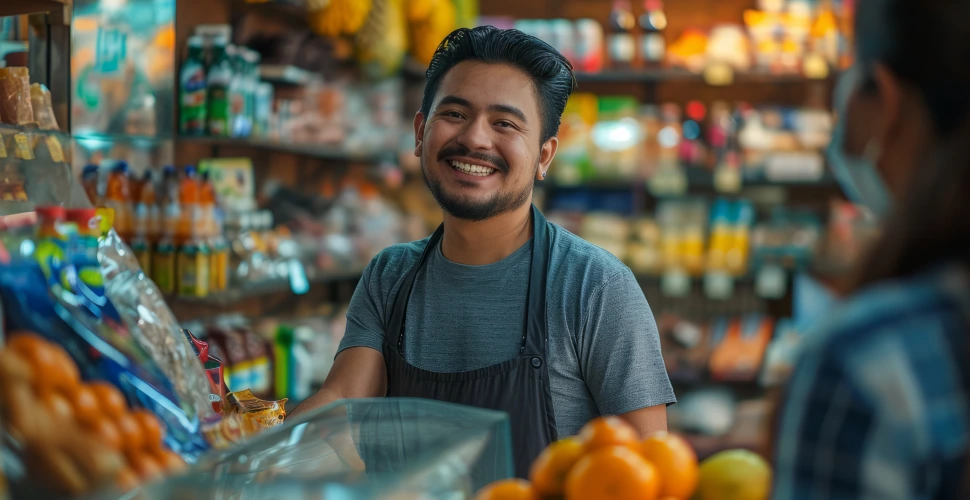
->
xmin=0 ymin=0 xmax=942 ymax=497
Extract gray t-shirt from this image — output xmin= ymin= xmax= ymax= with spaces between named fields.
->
xmin=337 ymin=222 xmax=676 ymax=436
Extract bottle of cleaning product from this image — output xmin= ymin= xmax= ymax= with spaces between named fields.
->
xmin=180 ymin=35 xmax=208 ymax=136
xmin=153 ymin=165 xmax=179 ymax=294
xmin=206 ymin=36 xmax=233 ymax=137
xmin=105 ymin=162 xmax=133 ymax=241
xmin=177 ymin=166 xmax=209 ymax=297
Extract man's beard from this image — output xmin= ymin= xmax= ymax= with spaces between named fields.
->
xmin=421 ymin=153 xmax=536 ymax=222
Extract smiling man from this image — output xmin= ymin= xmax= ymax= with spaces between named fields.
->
xmin=292 ymin=26 xmax=675 ymax=477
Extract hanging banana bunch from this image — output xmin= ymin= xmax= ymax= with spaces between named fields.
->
xmin=409 ymin=0 xmax=456 ymax=66
xmin=356 ymin=0 xmax=409 ymax=79
xmin=308 ymin=0 xmax=373 ymax=38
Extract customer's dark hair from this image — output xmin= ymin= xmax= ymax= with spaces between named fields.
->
xmin=420 ymin=26 xmax=577 ymax=144
xmin=852 ymin=0 xmax=970 ymax=288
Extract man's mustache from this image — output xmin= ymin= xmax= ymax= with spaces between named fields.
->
xmin=437 ymin=146 xmax=509 ymax=173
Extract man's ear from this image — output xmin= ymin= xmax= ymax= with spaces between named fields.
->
xmin=414 ymin=111 xmax=426 ymax=158
xmin=535 ymin=136 xmax=559 ymax=181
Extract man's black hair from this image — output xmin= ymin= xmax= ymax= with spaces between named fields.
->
xmin=420 ymin=26 xmax=577 ymax=144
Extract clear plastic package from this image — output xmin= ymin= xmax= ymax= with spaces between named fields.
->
xmin=137 ymin=399 xmax=514 ymax=499
xmin=29 ymin=84 xmax=59 ymax=131
xmin=0 ymin=68 xmax=34 ymax=125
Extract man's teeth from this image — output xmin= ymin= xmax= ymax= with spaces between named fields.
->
xmin=450 ymin=160 xmax=495 ymax=176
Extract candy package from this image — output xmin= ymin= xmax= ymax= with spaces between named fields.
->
xmin=0 ymin=68 xmax=34 ymax=125
xmin=225 ymin=389 xmax=287 ymax=435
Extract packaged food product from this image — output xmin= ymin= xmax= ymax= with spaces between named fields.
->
xmin=224 ymin=389 xmax=287 ymax=435
xmin=0 ymin=67 xmax=34 ymax=125
xmin=29 ymin=83 xmax=59 ymax=130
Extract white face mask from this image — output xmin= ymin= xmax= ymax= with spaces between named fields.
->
xmin=828 ymin=66 xmax=892 ymax=218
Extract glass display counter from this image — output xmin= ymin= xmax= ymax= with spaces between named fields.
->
xmin=136 ymin=398 xmax=514 ymax=499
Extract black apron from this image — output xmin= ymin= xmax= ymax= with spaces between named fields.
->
xmin=383 ymin=205 xmax=559 ymax=479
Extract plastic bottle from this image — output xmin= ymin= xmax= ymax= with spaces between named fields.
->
xmin=153 ymin=166 xmax=179 ymax=294
xmin=200 ymin=170 xmax=228 ymax=293
xmin=177 ymin=166 xmax=209 ymax=298
xmin=180 ymin=36 xmax=208 ymax=136
xmin=81 ymin=164 xmax=101 ymax=206
xmin=105 ymin=162 xmax=133 ymax=241
xmin=206 ymin=36 xmax=233 ymax=137
xmin=132 ymin=170 xmax=158 ymax=275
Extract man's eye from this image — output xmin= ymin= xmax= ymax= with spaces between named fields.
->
xmin=444 ymin=111 xmax=464 ymax=119
xmin=495 ymin=120 xmax=514 ymax=128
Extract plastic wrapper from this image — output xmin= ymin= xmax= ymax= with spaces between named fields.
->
xmin=0 ymin=225 xmax=211 ymax=460
xmin=29 ymin=84 xmax=59 ymax=131
xmin=0 ymin=68 xmax=34 ymax=125
xmin=225 ymin=389 xmax=287 ymax=433
xmin=98 ymin=229 xmax=219 ymax=428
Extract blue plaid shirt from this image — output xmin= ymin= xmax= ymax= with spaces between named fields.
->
xmin=774 ymin=265 xmax=970 ymax=499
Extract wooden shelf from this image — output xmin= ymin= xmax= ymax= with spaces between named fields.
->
xmin=0 ymin=0 xmax=71 ymax=23
xmin=574 ymin=69 xmax=833 ymax=86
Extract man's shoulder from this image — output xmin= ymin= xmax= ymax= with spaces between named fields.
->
xmin=362 ymin=237 xmax=432 ymax=290
xmin=547 ymin=222 xmax=635 ymax=292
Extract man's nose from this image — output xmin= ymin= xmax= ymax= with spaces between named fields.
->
xmin=456 ymin=116 xmax=494 ymax=151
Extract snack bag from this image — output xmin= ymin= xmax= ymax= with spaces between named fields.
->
xmin=0 ymin=68 xmax=35 ymax=125
xmin=225 ymin=389 xmax=287 ymax=436
xmin=0 ymin=238 xmax=210 ymax=459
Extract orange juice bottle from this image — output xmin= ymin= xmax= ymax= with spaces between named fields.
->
xmin=105 ymin=162 xmax=133 ymax=241
xmin=153 ymin=166 xmax=179 ymax=294
xmin=177 ymin=166 xmax=209 ymax=297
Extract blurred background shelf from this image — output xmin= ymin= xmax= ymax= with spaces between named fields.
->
xmin=177 ymin=136 xmax=397 ymax=163
xmin=574 ymin=69 xmax=833 ymax=85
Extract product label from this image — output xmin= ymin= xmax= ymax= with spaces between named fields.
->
xmin=251 ymin=356 xmax=270 ymax=394
xmin=208 ymin=246 xmax=228 ymax=292
xmin=180 ymin=67 xmax=208 ymax=134
xmin=641 ymin=33 xmax=665 ymax=63
xmin=227 ymin=361 xmax=252 ymax=394
xmin=153 ymin=244 xmax=176 ymax=294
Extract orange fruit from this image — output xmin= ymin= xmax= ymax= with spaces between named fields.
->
xmin=565 ymin=446 xmax=660 ymax=500
xmin=89 ymin=381 xmax=128 ymax=419
xmin=116 ymin=413 xmax=144 ymax=452
xmin=40 ymin=391 xmax=74 ymax=423
xmin=153 ymin=448 xmax=187 ymax=473
xmin=640 ymin=432 xmax=699 ymax=499
xmin=132 ymin=410 xmax=165 ymax=450
xmin=474 ymin=479 xmax=538 ymax=500
xmin=530 ymin=438 xmax=585 ymax=497
xmin=126 ymin=451 xmax=164 ymax=482
xmin=6 ymin=334 xmax=77 ymax=394
xmin=578 ymin=416 xmax=640 ymax=452
xmin=68 ymin=384 xmax=101 ymax=428
xmin=87 ymin=415 xmax=123 ymax=451
xmin=695 ymin=449 xmax=771 ymax=500
xmin=114 ymin=466 xmax=140 ymax=492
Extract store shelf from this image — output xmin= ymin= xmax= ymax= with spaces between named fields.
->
xmin=0 ymin=0 xmax=71 ymax=21
xmin=169 ymin=267 xmax=364 ymax=307
xmin=260 ymin=65 xmax=317 ymax=86
xmin=574 ymin=69 xmax=833 ymax=85
xmin=179 ymin=136 xmax=397 ymax=163
xmin=545 ymin=169 xmax=839 ymax=193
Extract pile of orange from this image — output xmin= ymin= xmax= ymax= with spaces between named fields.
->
xmin=0 ymin=332 xmax=186 ymax=496
xmin=475 ymin=416 xmax=700 ymax=500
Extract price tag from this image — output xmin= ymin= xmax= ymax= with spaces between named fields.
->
xmin=661 ymin=269 xmax=691 ymax=297
xmin=0 ymin=138 xmax=6 ymax=158
xmin=13 ymin=133 xmax=33 ymax=160
xmin=714 ymin=166 xmax=742 ymax=193
xmin=704 ymin=271 xmax=734 ymax=300
xmin=45 ymin=136 xmax=64 ymax=163
xmin=756 ymin=264 xmax=787 ymax=299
